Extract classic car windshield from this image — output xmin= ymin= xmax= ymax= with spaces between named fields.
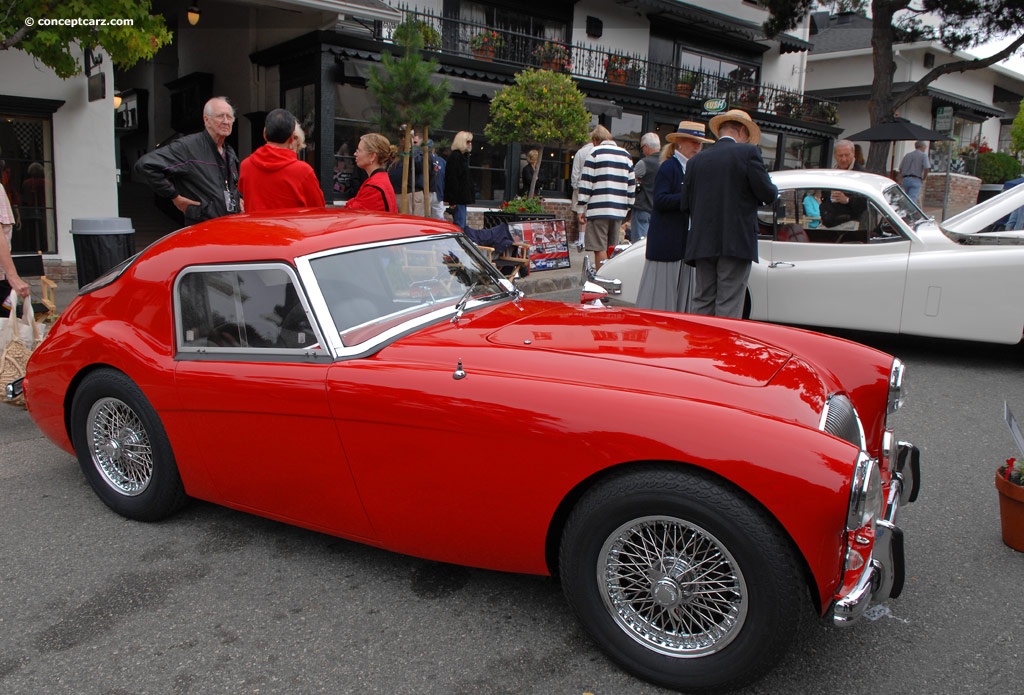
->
xmin=883 ymin=184 xmax=928 ymax=227
xmin=308 ymin=235 xmax=507 ymax=344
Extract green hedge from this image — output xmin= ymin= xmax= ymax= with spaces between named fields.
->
xmin=976 ymin=151 xmax=1022 ymax=184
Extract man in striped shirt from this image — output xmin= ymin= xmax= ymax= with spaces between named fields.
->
xmin=576 ymin=126 xmax=636 ymax=269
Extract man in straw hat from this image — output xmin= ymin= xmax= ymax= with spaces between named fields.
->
xmin=680 ymin=108 xmax=776 ymax=319
xmin=635 ymin=120 xmax=712 ymax=313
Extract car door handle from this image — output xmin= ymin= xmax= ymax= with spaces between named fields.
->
xmin=768 ymin=261 xmax=795 ymax=268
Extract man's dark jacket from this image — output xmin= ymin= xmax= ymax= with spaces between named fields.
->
xmin=820 ymin=161 xmax=866 ymax=227
xmin=134 ymin=130 xmax=240 ymax=222
xmin=681 ymin=138 xmax=777 ymax=264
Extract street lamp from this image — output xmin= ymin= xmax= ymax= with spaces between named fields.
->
xmin=187 ymin=3 xmax=201 ymax=26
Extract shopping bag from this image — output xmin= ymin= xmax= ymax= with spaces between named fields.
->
xmin=0 ymin=290 xmax=41 ymax=350
xmin=1 ymin=290 xmax=41 ymax=408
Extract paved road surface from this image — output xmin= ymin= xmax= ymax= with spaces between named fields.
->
xmin=2 ymin=305 xmax=1023 ymax=694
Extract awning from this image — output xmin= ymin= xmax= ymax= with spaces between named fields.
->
xmin=927 ymin=87 xmax=1004 ymax=119
xmin=807 ymin=82 xmax=1004 ymax=119
xmin=267 ymin=0 xmax=402 ymax=22
xmin=585 ymin=97 xmax=623 ymax=119
xmin=624 ymin=0 xmax=812 ymax=53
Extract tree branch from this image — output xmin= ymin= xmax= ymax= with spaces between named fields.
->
xmin=892 ymin=33 xmax=1024 ymax=111
xmin=0 ymin=24 xmax=30 ymax=51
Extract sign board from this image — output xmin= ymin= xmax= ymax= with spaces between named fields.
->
xmin=508 ymin=219 xmax=570 ymax=271
xmin=935 ymin=106 xmax=954 ymax=133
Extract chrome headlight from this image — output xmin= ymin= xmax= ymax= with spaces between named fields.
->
xmin=887 ymin=358 xmax=907 ymax=414
xmin=847 ymin=453 xmax=883 ymax=530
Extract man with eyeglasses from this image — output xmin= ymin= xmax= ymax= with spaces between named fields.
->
xmin=135 ymin=96 xmax=241 ymax=222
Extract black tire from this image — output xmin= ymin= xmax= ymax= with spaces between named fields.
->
xmin=70 ymin=369 xmax=187 ymax=521
xmin=559 ymin=466 xmax=805 ymax=693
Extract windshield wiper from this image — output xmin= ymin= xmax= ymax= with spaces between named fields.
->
xmin=451 ymin=281 xmax=479 ymax=324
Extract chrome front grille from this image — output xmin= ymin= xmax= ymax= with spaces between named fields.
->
xmin=821 ymin=394 xmax=862 ymax=448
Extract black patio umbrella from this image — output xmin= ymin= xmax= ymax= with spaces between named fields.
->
xmin=844 ymin=117 xmax=952 ymax=143
xmin=844 ymin=117 xmax=952 ymax=173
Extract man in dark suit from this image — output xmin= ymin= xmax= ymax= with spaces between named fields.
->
xmin=681 ymin=109 xmax=777 ymax=318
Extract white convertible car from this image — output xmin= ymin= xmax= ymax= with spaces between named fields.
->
xmin=588 ymin=169 xmax=1024 ymax=344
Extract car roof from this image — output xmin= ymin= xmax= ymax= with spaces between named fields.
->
xmin=147 ymin=208 xmax=459 ymax=265
xmin=769 ymin=169 xmax=895 ymax=196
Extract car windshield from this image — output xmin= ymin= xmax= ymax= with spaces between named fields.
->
xmin=883 ymin=184 xmax=928 ymax=227
xmin=308 ymin=235 xmax=508 ymax=345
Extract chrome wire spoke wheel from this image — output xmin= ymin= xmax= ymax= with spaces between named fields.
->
xmin=87 ymin=396 xmax=154 ymax=496
xmin=598 ymin=515 xmax=748 ymax=657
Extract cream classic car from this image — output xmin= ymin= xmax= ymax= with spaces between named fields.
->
xmin=588 ymin=170 xmax=1024 ymax=344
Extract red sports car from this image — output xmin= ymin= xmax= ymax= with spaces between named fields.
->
xmin=19 ymin=210 xmax=920 ymax=693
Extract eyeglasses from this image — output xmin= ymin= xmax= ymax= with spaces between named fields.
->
xmin=209 ymin=113 xmax=235 ymax=122
xmin=466 ymin=139 xmax=473 ymax=143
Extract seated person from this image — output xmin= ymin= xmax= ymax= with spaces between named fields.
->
xmin=802 ymin=191 xmax=822 ymax=229
xmin=820 ymin=188 xmax=867 ymax=230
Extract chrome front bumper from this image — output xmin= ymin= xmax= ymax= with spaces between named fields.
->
xmin=832 ymin=441 xmax=921 ymax=626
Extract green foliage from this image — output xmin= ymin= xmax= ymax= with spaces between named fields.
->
xmin=500 ymin=195 xmax=545 ymax=213
xmin=975 ymin=151 xmax=1022 ymax=184
xmin=393 ymin=18 xmax=440 ymax=50
xmin=484 ymin=68 xmax=589 ymax=147
xmin=368 ymin=14 xmax=451 ymax=142
xmin=1 ymin=0 xmax=172 ymax=79
xmin=1011 ymin=100 xmax=1024 ymax=156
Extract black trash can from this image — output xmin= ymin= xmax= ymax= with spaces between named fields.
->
xmin=71 ymin=217 xmax=135 ymax=288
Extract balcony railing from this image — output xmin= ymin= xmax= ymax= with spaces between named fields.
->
xmin=377 ymin=6 xmax=838 ymax=126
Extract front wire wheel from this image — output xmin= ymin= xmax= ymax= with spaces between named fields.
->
xmin=600 ymin=515 xmax=747 ymax=658
xmin=560 ymin=467 xmax=804 ymax=693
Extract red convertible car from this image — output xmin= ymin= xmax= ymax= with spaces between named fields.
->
xmin=19 ymin=210 xmax=920 ymax=693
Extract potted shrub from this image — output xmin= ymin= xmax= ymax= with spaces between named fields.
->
xmin=604 ymin=53 xmax=633 ymax=84
xmin=469 ymin=30 xmax=504 ymax=60
xmin=775 ymin=93 xmax=803 ymax=118
xmin=393 ymin=18 xmax=441 ymax=50
xmin=806 ymin=100 xmax=839 ymax=125
xmin=532 ymin=41 xmax=571 ymax=72
xmin=996 ymin=457 xmax=1024 ymax=551
xmin=675 ymin=70 xmax=700 ymax=97
xmin=736 ymin=87 xmax=762 ymax=111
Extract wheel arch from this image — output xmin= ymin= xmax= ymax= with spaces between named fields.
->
xmin=61 ymin=363 xmax=127 ymax=448
xmin=544 ymin=459 xmax=823 ymax=614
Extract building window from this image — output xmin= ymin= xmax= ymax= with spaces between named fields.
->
xmin=0 ymin=115 xmax=56 ymax=254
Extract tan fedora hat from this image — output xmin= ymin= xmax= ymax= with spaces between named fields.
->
xmin=708 ymin=109 xmax=762 ymax=145
xmin=665 ymin=120 xmax=713 ymax=144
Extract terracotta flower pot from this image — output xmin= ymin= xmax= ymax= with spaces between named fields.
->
xmin=606 ymin=69 xmax=627 ymax=85
xmin=675 ymin=84 xmax=693 ymax=98
xmin=995 ymin=472 xmax=1024 ymax=551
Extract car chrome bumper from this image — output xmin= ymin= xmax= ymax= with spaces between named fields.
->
xmin=833 ymin=441 xmax=920 ymax=626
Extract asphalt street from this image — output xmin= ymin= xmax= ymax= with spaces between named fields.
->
xmin=2 ymin=296 xmax=1024 ymax=693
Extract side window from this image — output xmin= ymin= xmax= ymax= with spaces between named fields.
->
xmin=176 ymin=265 xmax=316 ymax=352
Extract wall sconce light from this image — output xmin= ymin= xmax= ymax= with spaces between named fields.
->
xmin=113 ymin=92 xmax=123 ymax=109
xmin=187 ymin=3 xmax=201 ymax=26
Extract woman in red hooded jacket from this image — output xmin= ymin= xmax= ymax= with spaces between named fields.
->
xmin=345 ymin=133 xmax=397 ymax=213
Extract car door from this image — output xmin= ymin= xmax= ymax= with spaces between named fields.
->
xmin=764 ymin=189 xmax=911 ymax=333
xmin=172 ymin=263 xmax=374 ymax=539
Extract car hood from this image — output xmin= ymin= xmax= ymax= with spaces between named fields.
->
xmin=942 ymin=183 xmax=1024 ymax=236
xmin=486 ymin=303 xmax=792 ymax=387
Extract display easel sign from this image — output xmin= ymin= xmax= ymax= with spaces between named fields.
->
xmin=508 ymin=219 xmax=570 ymax=271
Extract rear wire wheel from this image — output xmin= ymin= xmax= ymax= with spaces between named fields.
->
xmin=70 ymin=369 xmax=187 ymax=521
